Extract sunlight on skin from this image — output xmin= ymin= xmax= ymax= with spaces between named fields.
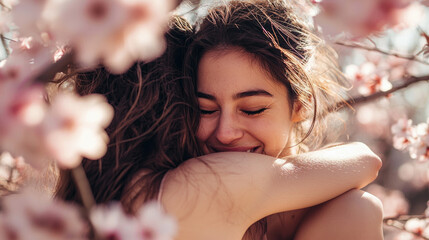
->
xmin=273 ymin=158 xmax=295 ymax=173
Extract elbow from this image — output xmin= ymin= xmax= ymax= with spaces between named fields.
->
xmin=371 ymin=154 xmax=382 ymax=181
xmin=353 ymin=142 xmax=382 ymax=184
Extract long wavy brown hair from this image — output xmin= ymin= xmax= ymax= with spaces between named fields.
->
xmin=185 ymin=0 xmax=348 ymax=238
xmin=55 ymin=16 xmax=202 ymax=212
xmin=186 ymin=0 xmax=348 ymax=154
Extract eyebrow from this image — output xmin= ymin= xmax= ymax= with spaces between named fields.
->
xmin=197 ymin=89 xmax=273 ymax=100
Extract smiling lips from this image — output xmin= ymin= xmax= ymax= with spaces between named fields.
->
xmin=211 ymin=146 xmax=260 ymax=153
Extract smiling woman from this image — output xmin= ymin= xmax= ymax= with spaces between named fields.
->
xmin=196 ymin=48 xmax=298 ymax=157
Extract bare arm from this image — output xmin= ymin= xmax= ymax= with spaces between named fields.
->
xmin=162 ymin=142 xmax=381 ymax=238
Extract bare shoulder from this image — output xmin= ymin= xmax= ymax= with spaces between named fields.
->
xmin=162 ymin=152 xmax=276 ymax=212
xmin=161 ymin=152 xmax=276 ymax=238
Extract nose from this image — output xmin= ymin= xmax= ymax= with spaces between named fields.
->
xmin=215 ymin=112 xmax=244 ymax=145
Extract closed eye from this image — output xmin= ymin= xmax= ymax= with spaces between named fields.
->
xmin=242 ymin=108 xmax=268 ymax=116
xmin=200 ymin=109 xmax=217 ymax=115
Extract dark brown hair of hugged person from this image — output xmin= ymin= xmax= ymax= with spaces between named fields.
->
xmin=55 ymin=16 xmax=203 ymax=213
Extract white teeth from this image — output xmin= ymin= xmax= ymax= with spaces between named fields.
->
xmin=247 ymin=149 xmax=251 ymax=153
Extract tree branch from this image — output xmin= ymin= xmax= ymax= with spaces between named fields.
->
xmin=335 ymin=41 xmax=429 ymax=66
xmin=1 ymin=34 xmax=10 ymax=57
xmin=332 ymin=74 xmax=429 ymax=111
xmin=383 ymin=215 xmax=429 ymax=240
xmin=71 ymin=165 xmax=95 ymax=212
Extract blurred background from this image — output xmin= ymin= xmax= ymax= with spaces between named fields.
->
xmin=1 ymin=0 xmax=428 ymax=239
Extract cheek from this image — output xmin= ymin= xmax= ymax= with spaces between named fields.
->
xmin=255 ymin=115 xmax=293 ymax=156
xmin=196 ymin=119 xmax=212 ymax=142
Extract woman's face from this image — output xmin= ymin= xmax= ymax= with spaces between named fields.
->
xmin=196 ymin=48 xmax=301 ymax=158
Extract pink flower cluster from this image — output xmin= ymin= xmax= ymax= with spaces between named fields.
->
xmin=345 ymin=61 xmax=392 ymax=96
xmin=345 ymin=52 xmax=413 ymax=96
xmin=0 ymin=188 xmax=88 ymax=240
xmin=314 ymin=0 xmax=423 ymax=38
xmin=90 ymin=202 xmax=177 ymax=240
xmin=390 ymin=202 xmax=429 ymax=240
xmin=0 ymin=189 xmax=177 ymax=240
xmin=392 ymin=118 xmax=429 ymax=162
xmin=7 ymin=0 xmax=174 ymax=74
xmin=0 ymin=65 xmax=114 ymax=169
xmin=402 ymin=217 xmax=429 ymax=240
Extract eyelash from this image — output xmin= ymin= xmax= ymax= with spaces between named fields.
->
xmin=242 ymin=108 xmax=268 ymax=115
xmin=200 ymin=109 xmax=216 ymax=115
xmin=200 ymin=108 xmax=268 ymax=115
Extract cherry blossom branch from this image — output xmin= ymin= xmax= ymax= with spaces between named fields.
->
xmin=335 ymin=41 xmax=429 ymax=66
xmin=71 ymin=165 xmax=95 ymax=212
xmin=332 ymin=74 xmax=429 ymax=111
xmin=384 ymin=215 xmax=429 ymax=240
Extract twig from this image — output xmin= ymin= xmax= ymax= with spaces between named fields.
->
xmin=71 ymin=165 xmax=103 ymax=240
xmin=0 ymin=35 xmax=17 ymax=42
xmin=335 ymin=41 xmax=429 ymax=66
xmin=383 ymin=215 xmax=429 ymax=240
xmin=0 ymin=1 xmax=11 ymax=11
xmin=34 ymin=51 xmax=74 ymax=84
xmin=332 ymin=74 xmax=429 ymax=111
xmin=71 ymin=164 xmax=95 ymax=212
xmin=384 ymin=215 xmax=427 ymax=222
xmin=0 ymin=34 xmax=10 ymax=57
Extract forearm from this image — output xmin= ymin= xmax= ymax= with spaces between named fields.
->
xmin=265 ymin=142 xmax=382 ymax=212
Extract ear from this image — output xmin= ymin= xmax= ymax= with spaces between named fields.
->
xmin=291 ymin=101 xmax=306 ymax=123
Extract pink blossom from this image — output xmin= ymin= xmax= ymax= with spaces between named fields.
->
xmin=391 ymin=118 xmax=414 ymax=150
xmin=0 ymin=49 xmax=34 ymax=83
xmin=43 ymin=0 xmax=128 ymax=68
xmin=409 ymin=121 xmax=429 ymax=162
xmin=0 ymin=82 xmax=50 ymax=170
xmin=90 ymin=202 xmax=141 ymax=240
xmin=0 ymin=10 xmax=12 ymax=34
xmin=137 ymin=201 xmax=177 ymax=240
xmin=10 ymin=0 xmax=49 ymax=40
xmin=394 ymin=231 xmax=425 ymax=240
xmin=2 ymin=37 xmax=58 ymax=81
xmin=1 ymin=187 xmax=88 ymax=240
xmin=43 ymin=0 xmax=172 ymax=73
xmin=390 ymin=2 xmax=425 ymax=31
xmin=344 ymin=61 xmax=392 ymax=96
xmin=314 ymin=0 xmax=414 ymax=38
xmin=404 ymin=218 xmax=428 ymax=236
xmin=42 ymin=93 xmax=114 ymax=169
xmin=91 ymin=201 xmax=177 ymax=240
xmin=391 ymin=118 xmax=429 ymax=162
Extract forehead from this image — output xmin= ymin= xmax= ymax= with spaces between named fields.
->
xmin=197 ymin=48 xmax=285 ymax=94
